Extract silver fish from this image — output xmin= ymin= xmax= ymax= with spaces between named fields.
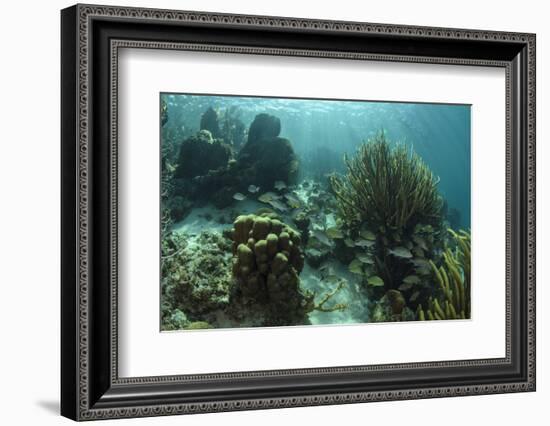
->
xmin=274 ymin=180 xmax=287 ymax=190
xmin=248 ymin=185 xmax=260 ymax=193
xmin=356 ymin=253 xmax=373 ymax=264
xmin=284 ymin=193 xmax=301 ymax=208
xmin=268 ymin=199 xmax=288 ymax=212
xmin=312 ymin=230 xmax=332 ymax=247
xmin=355 ymin=239 xmax=375 ymax=248
xmin=258 ymin=192 xmax=279 ymax=203
xmin=233 ymin=192 xmax=247 ymax=201
xmin=389 ymin=247 xmax=413 ymax=259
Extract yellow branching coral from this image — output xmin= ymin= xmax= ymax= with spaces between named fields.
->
xmin=329 ymin=132 xmax=442 ymax=230
xmin=312 ymin=280 xmax=348 ymax=313
xmin=417 ymin=229 xmax=471 ymax=320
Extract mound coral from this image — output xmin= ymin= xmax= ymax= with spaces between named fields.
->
xmin=417 ymin=229 xmax=471 ymax=320
xmin=230 ymin=213 xmax=310 ymax=325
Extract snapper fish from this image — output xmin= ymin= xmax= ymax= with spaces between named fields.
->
xmin=268 ymin=199 xmax=289 ymax=212
xmin=344 ymin=238 xmax=355 ymax=248
xmin=306 ymin=248 xmax=323 ymax=257
xmin=233 ymin=192 xmax=247 ymax=201
xmin=312 ymin=230 xmax=332 ymax=247
xmin=411 ymin=258 xmax=431 ymax=269
xmin=412 ymin=235 xmax=429 ymax=251
xmin=274 ymin=180 xmax=287 ymax=191
xmin=388 ymin=247 xmax=413 ymax=259
xmin=402 ymin=275 xmax=421 ymax=285
xmin=356 ymin=253 xmax=374 ymax=264
xmin=258 ymin=192 xmax=280 ymax=204
xmin=248 ymin=185 xmax=260 ymax=194
xmin=284 ymin=193 xmax=301 ymax=208
xmin=359 ymin=229 xmax=376 ymax=241
xmin=326 ymin=227 xmax=344 ymax=239
xmin=367 ymin=276 xmax=384 ymax=287
xmin=410 ymin=291 xmax=421 ymax=302
xmin=398 ymin=282 xmax=413 ymax=291
xmin=348 ymin=259 xmax=363 ymax=274
xmin=412 ymin=247 xmax=425 ymax=258
xmin=355 ymin=239 xmax=375 ymax=248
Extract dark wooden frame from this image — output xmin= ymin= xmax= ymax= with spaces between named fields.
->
xmin=61 ymin=3 xmax=536 ymax=421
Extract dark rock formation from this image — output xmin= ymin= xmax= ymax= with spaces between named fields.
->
xmin=246 ymin=113 xmax=281 ymax=144
xmin=161 ymin=98 xmax=169 ymax=126
xmin=200 ymin=107 xmax=222 ymax=138
xmin=174 ymin=130 xmax=231 ymax=179
xmin=237 ymin=113 xmax=299 ymax=190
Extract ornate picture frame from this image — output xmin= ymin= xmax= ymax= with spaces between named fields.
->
xmin=61 ymin=4 xmax=536 ymax=421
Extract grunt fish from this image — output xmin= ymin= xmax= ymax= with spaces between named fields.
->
xmin=388 ymin=247 xmax=413 ymax=259
xmin=274 ymin=180 xmax=287 ymax=190
xmin=326 ymin=227 xmax=344 ymax=239
xmin=348 ymin=259 xmax=363 ymax=274
xmin=248 ymin=185 xmax=260 ymax=193
xmin=233 ymin=192 xmax=247 ymax=201
xmin=367 ymin=276 xmax=384 ymax=286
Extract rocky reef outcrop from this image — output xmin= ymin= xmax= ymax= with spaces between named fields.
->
xmin=161 ymin=231 xmax=233 ymax=329
xmin=169 ymin=112 xmax=300 ymax=213
xmin=237 ymin=113 xmax=299 ymax=190
xmin=200 ymin=107 xmax=222 ymax=139
xmin=174 ymin=129 xmax=232 ymax=179
xmin=246 ymin=113 xmax=281 ymax=144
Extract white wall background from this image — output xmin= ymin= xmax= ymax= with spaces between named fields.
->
xmin=0 ymin=0 xmax=545 ymax=424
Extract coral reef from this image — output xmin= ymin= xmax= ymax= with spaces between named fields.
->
xmin=174 ymin=130 xmax=232 ymax=179
xmin=164 ymin=195 xmax=193 ymax=222
xmin=293 ymin=211 xmax=311 ymax=245
xmin=370 ymin=290 xmax=416 ymax=322
xmin=417 ymin=229 xmax=471 ymax=320
xmin=158 ymin=96 xmax=471 ymax=330
xmin=161 ymin=231 xmax=234 ymax=329
xmin=329 ymin=133 xmax=445 ymax=309
xmin=230 ymin=213 xmax=311 ymax=325
xmin=169 ymin=112 xmax=299 ymax=212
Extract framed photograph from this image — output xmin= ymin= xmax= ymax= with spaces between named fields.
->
xmin=61 ymin=4 xmax=536 ymax=421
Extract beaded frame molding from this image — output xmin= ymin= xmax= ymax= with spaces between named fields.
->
xmin=61 ymin=3 xmax=536 ymax=421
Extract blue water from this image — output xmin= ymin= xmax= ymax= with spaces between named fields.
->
xmin=162 ymin=93 xmax=471 ymax=228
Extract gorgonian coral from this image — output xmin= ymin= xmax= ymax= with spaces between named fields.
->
xmin=417 ymin=229 xmax=471 ymax=320
xmin=330 ymin=132 xmax=442 ymax=231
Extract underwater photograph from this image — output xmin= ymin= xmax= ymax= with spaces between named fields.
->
xmin=159 ymin=93 xmax=471 ymax=331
